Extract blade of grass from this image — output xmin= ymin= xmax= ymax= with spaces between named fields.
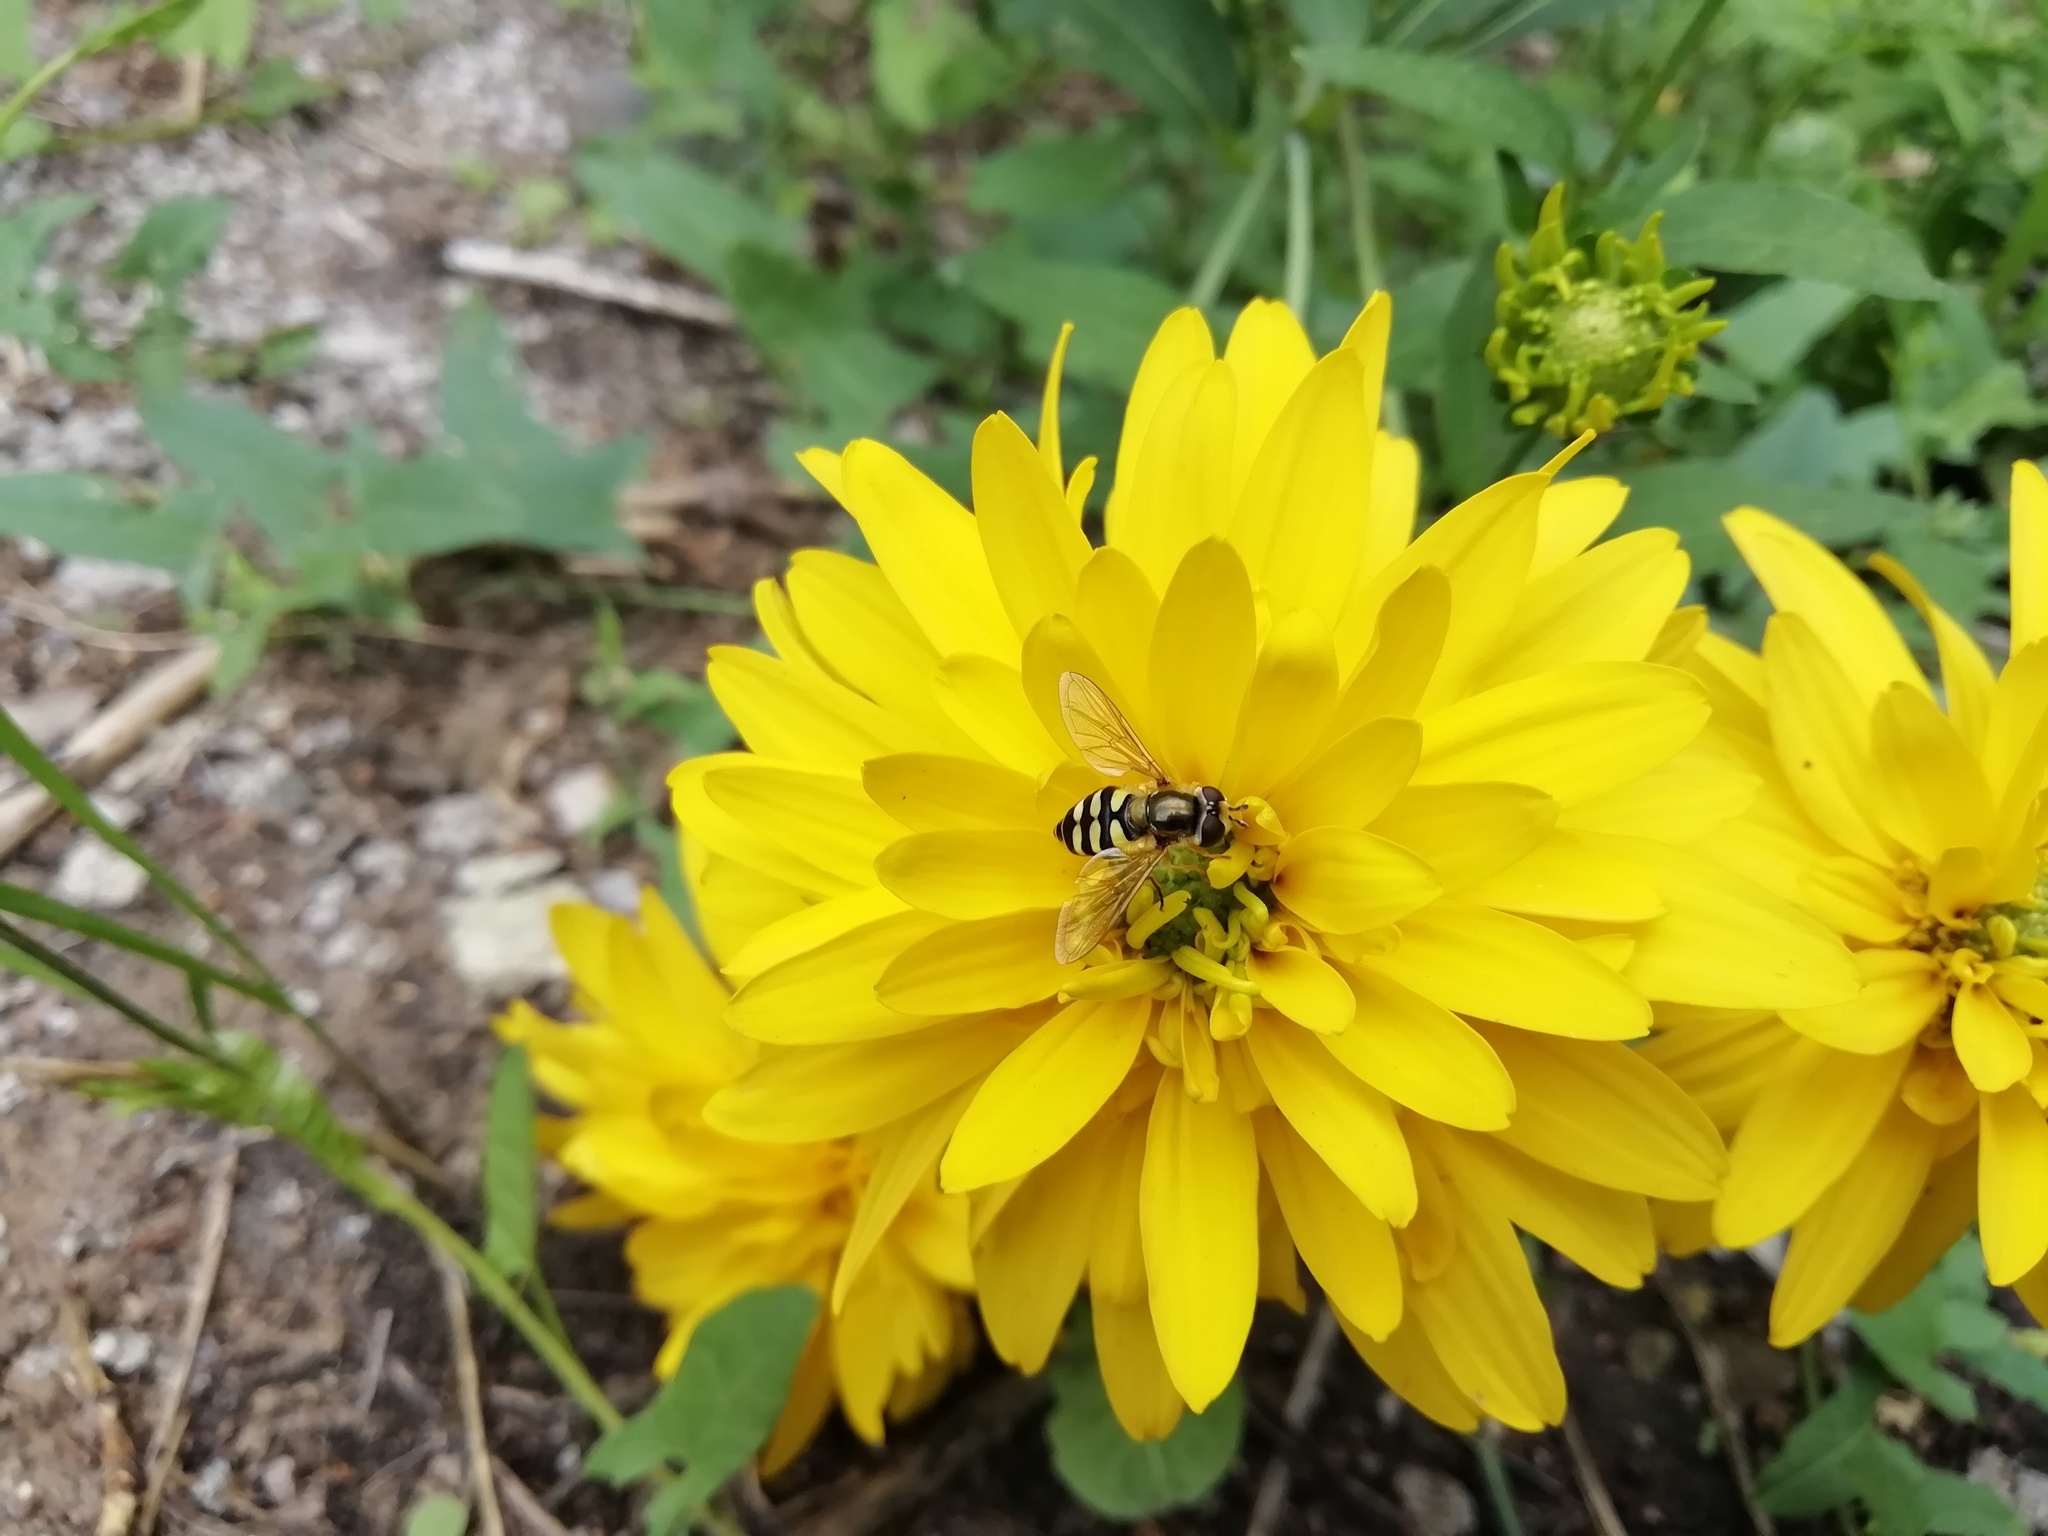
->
xmin=0 ymin=880 xmax=273 ymax=1003
xmin=0 ymin=915 xmax=219 ymax=1061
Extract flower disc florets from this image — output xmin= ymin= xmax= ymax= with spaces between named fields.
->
xmin=1488 ymin=185 xmax=1724 ymax=437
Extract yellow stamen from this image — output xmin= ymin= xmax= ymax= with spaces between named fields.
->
xmin=1172 ymin=946 xmax=1259 ymax=995
xmin=1063 ymin=958 xmax=1173 ymax=1000
xmin=1126 ymin=889 xmax=1190 ymax=949
xmin=1207 ymin=841 xmax=1256 ymax=888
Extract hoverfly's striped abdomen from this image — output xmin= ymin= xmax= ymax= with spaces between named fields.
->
xmin=1057 ymin=788 xmax=1141 ymax=856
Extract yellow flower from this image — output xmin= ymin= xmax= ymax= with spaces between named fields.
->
xmin=676 ymin=297 xmax=1858 ymax=1438
xmin=1641 ymin=471 xmax=2048 ymax=1347
xmin=496 ymin=880 xmax=974 ymax=1470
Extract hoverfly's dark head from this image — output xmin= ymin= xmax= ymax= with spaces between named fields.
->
xmin=1195 ymin=786 xmax=1230 ymax=850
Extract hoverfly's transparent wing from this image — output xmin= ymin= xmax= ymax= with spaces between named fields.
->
xmin=1055 ymin=843 xmax=1165 ymax=964
xmin=1059 ymin=672 xmax=1166 ymax=781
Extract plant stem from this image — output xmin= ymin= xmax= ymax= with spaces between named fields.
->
xmin=1189 ymin=138 xmax=1283 ymax=312
xmin=1592 ymin=0 xmax=1729 ymax=188
xmin=1283 ymin=132 xmax=1313 ymax=319
xmin=1471 ymin=1424 xmax=1526 ymax=1536
xmin=1337 ymin=97 xmax=1409 ymax=438
xmin=339 ymin=1156 xmax=624 ymax=1433
xmin=0 ymin=916 xmax=223 ymax=1061
xmin=1385 ymin=0 xmax=1453 ymax=47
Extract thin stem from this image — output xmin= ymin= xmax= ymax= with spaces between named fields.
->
xmin=1384 ymin=0 xmax=1453 ymax=47
xmin=1472 ymin=1424 xmax=1526 ymax=1536
xmin=1592 ymin=0 xmax=1729 ymax=188
xmin=0 ymin=916 xmax=220 ymax=1063
xmin=1188 ymin=139 xmax=1283 ymax=311
xmin=337 ymin=1157 xmax=624 ymax=1433
xmin=0 ymin=41 xmax=86 ymax=146
xmin=1283 ymin=132 xmax=1313 ymax=319
xmin=0 ymin=880 xmax=272 ymax=1006
xmin=1337 ymin=97 xmax=1409 ymax=438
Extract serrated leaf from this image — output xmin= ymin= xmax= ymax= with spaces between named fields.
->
xmin=1756 ymin=1366 xmax=1887 ymax=1515
xmin=584 ymin=1285 xmax=818 ymax=1503
xmin=952 ymin=240 xmax=1178 ymax=390
xmin=576 ymin=148 xmax=799 ymax=291
xmin=482 ymin=1045 xmax=538 ymax=1284
xmin=0 ymin=475 xmax=224 ymax=571
xmin=1303 ymin=44 xmax=1574 ymax=175
xmin=434 ymin=299 xmax=645 ymax=559
xmin=1045 ymin=1315 xmax=1244 ymax=1519
xmin=141 ymin=390 xmax=343 ymax=564
xmin=1026 ymin=0 xmax=1240 ymax=127
xmin=403 ymin=1493 xmax=470 ymax=1536
xmin=1658 ymin=182 xmax=1945 ymax=301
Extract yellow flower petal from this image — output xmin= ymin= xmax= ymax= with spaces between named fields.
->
xmin=722 ymin=885 xmax=909 ymax=987
xmin=1141 ymin=1079 xmax=1260 ymax=1411
xmin=1074 ymin=546 xmax=1162 ymax=711
xmin=1865 ymin=682 xmax=1995 ymax=863
xmin=1335 ymin=1311 xmax=1479 ymax=1432
xmin=1358 ymin=428 xmax=1417 ymax=591
xmin=877 ymin=910 xmax=1079 ymax=1014
xmin=1274 ymin=826 xmax=1441 ymax=934
xmin=1725 ymin=506 xmax=1927 ymax=708
xmin=875 ymin=829 xmax=1078 ymax=919
xmin=699 ymin=760 xmax=903 ymax=887
xmin=1769 ymin=1102 xmax=1940 ymax=1346
xmin=1480 ymin=1025 xmax=1727 ymax=1200
xmin=1112 ymin=360 xmax=1239 ymax=591
xmin=1093 ymin=1290 xmax=1186 ymax=1441
xmin=1796 ymin=855 xmax=1915 ymax=945
xmin=1473 ymin=528 xmax=1690 ymax=689
xmin=1415 ymin=661 xmax=1708 ymax=806
xmin=726 ymin=910 xmax=943 ymax=1043
xmin=1323 ymin=964 xmax=1514 ymax=1130
xmin=1222 ymin=608 xmax=1340 ymax=796
xmin=687 ymin=843 xmax=809 ymax=970
xmin=973 ymin=411 xmax=1092 ymax=639
xmin=705 ymin=1011 xmax=1036 ymax=1141
xmin=1868 ymin=551 xmax=1994 ymax=753
xmin=1149 ymin=538 xmax=1256 ymax=783
xmin=932 ymin=654 xmax=1067 ymax=777
xmin=863 ymin=753 xmax=1041 ymax=833
xmin=1954 ymin=980 xmax=2034 ymax=1093
xmin=785 ymin=549 xmax=974 ymax=752
xmin=1254 ymin=1108 xmax=1401 ymax=1340
xmin=1782 ymin=948 xmax=1946 ymax=1054
xmin=1427 ymin=1126 xmax=1655 ymax=1289
xmin=1633 ymin=1007 xmax=1790 ymax=1134
xmin=1268 ymin=716 xmax=1421 ymax=835
xmin=1368 ymin=783 xmax=1557 ymax=890
xmin=1105 ymin=306 xmax=1215 ymax=544
xmin=974 ymin=1121 xmax=1105 ymax=1372
xmin=1250 ymin=947 xmax=1356 ymax=1032
xmin=1980 ymin=1084 xmax=2048 ymax=1283
xmin=708 ymin=644 xmax=924 ymax=771
xmin=942 ymin=997 xmax=1152 ymax=1189
xmin=1558 ymin=735 xmax=1759 ymax=843
xmin=1850 ymin=1147 xmax=1977 ymax=1315
xmin=832 ymin=1087 xmax=970 ymax=1309
xmin=1759 ymin=613 xmax=1893 ymax=864
xmin=1089 ymin=1113 xmax=1149 ymax=1304
xmin=1528 ymin=476 xmax=1626 ymax=577
xmin=672 ymin=753 xmax=848 ymax=896
xmin=838 ymin=437 xmax=1014 ymax=661
xmin=1324 ymin=565 xmax=1449 ymax=736
xmin=1222 ymin=296 xmax=1317 ymax=499
xmin=1461 ymin=830 xmax=1665 ymax=923
xmin=1245 ymin=1018 xmax=1414 ymax=1222
xmin=1715 ymin=1040 xmax=1912 ymax=1248
xmin=1365 ymin=899 xmax=1650 ymax=1040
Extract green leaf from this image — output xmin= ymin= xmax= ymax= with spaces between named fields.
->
xmin=164 ymin=0 xmax=255 ymax=68
xmin=434 ymin=299 xmax=646 ymax=559
xmin=403 ymin=1493 xmax=470 ymax=1536
xmin=1303 ymin=44 xmax=1575 ymax=175
xmin=1658 ymin=182 xmax=1945 ymax=301
xmin=1716 ymin=278 xmax=1859 ymax=382
xmin=482 ymin=1044 xmax=538 ymax=1284
xmin=1608 ymin=461 xmax=1920 ymax=580
xmin=79 ymin=0 xmax=209 ymax=53
xmin=0 ymin=0 xmax=30 ymax=80
xmin=584 ymin=1284 xmax=819 ymax=1506
xmin=236 ymin=57 xmax=332 ymax=120
xmin=110 ymin=196 xmax=233 ymax=292
xmin=968 ymin=131 xmax=1127 ymax=217
xmin=1284 ymin=0 xmax=1365 ymax=50
xmin=953 ymin=240 xmax=1179 ymax=390
xmin=0 ymin=475 xmax=224 ymax=572
xmin=141 ymin=390 xmax=344 ymax=565
xmin=1435 ymin=248 xmax=1516 ymax=499
xmin=576 ymin=148 xmax=799 ymax=291
xmin=0 ymin=878 xmax=257 ymax=1000
xmin=1045 ymin=1314 xmax=1243 ymax=1519
xmin=1894 ymin=291 xmax=2048 ymax=462
xmin=1755 ymin=1365 xmax=1887 ymax=1515
xmin=1386 ymin=258 xmax=1467 ymax=393
xmin=1028 ymin=0 xmax=1240 ymax=128
xmin=868 ymin=0 xmax=1011 ymax=131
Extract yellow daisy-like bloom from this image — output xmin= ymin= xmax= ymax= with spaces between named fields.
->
xmin=496 ymin=884 xmax=975 ymax=1469
xmin=1642 ymin=469 xmax=2048 ymax=1347
xmin=677 ymin=296 xmax=1859 ymax=1437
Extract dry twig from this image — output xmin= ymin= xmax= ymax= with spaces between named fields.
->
xmin=3 ymin=580 xmax=199 ymax=652
xmin=443 ymin=239 xmax=736 ymax=328
xmin=358 ymin=1306 xmax=395 ymax=1414
xmin=435 ymin=1251 xmax=508 ymax=1536
xmin=0 ymin=641 xmax=219 ymax=860
xmin=137 ymin=1144 xmax=239 ymax=1536
xmin=61 ymin=1296 xmax=140 ymax=1536
xmin=1560 ymin=1412 xmax=1631 ymax=1536
xmin=491 ymin=1457 xmax=574 ymax=1536
xmin=1656 ymin=1268 xmax=1776 ymax=1536
xmin=1245 ymin=1303 xmax=1342 ymax=1536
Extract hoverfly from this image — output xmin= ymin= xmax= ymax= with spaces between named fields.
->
xmin=1052 ymin=672 xmax=1235 ymax=964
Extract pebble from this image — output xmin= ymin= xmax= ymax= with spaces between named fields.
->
xmin=191 ymin=1457 xmax=231 ymax=1514
xmin=90 ymin=1327 xmax=153 ymax=1378
xmin=348 ymin=838 xmax=413 ymax=890
xmin=288 ymin=716 xmax=353 ymax=757
xmin=50 ymin=835 xmax=149 ymax=910
xmin=298 ymin=871 xmax=354 ymax=935
xmin=442 ymin=877 xmax=583 ymax=995
xmin=1393 ymin=1465 xmax=1477 ymax=1536
xmin=587 ymin=867 xmax=641 ymax=914
xmin=3 ymin=687 xmax=96 ymax=749
xmin=455 ymin=848 xmax=565 ymax=897
xmin=417 ymin=792 xmax=505 ymax=858
xmin=198 ymin=749 xmax=310 ymax=820
xmin=1970 ymin=1448 xmax=2048 ymax=1530
xmin=545 ymin=763 xmax=616 ymax=838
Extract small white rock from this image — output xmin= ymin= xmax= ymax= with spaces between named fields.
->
xmin=198 ymin=750 xmax=309 ymax=819
xmin=443 ymin=877 xmax=583 ymax=995
xmin=298 ymin=871 xmax=354 ymax=935
xmin=455 ymin=848 xmax=565 ymax=897
xmin=259 ymin=1455 xmax=297 ymax=1505
xmin=417 ymin=793 xmax=504 ymax=858
xmin=288 ymin=716 xmax=352 ymax=757
xmin=348 ymin=838 xmax=413 ymax=890
xmin=545 ymin=763 xmax=616 ymax=838
xmin=88 ymin=792 xmax=142 ymax=831
xmin=191 ymin=1457 xmax=231 ymax=1514
xmin=45 ymin=558 xmax=177 ymax=613
xmin=1970 ymin=1447 xmax=2048 ymax=1530
xmin=587 ymin=868 xmax=641 ymax=914
xmin=1393 ymin=1465 xmax=1477 ymax=1536
xmin=51 ymin=836 xmax=149 ymax=910
xmin=90 ymin=1327 xmax=153 ymax=1378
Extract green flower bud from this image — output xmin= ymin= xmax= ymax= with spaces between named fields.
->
xmin=1487 ymin=184 xmax=1726 ymax=438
